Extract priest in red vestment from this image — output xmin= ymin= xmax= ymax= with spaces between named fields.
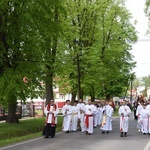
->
xmin=44 ymin=99 xmax=59 ymax=138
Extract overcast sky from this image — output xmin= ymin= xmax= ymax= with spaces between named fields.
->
xmin=126 ymin=0 xmax=150 ymax=78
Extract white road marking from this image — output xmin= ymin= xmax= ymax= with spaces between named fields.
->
xmin=144 ymin=140 xmax=150 ymax=150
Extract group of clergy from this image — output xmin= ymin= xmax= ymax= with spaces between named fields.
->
xmin=43 ymin=98 xmax=133 ymax=138
xmin=136 ymin=99 xmax=150 ymax=135
xmin=62 ymin=99 xmax=114 ymax=135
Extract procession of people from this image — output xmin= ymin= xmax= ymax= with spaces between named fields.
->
xmin=135 ymin=98 xmax=150 ymax=135
xmin=43 ymin=97 xmax=150 ymax=139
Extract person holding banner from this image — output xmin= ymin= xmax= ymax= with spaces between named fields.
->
xmin=118 ymin=100 xmax=131 ymax=137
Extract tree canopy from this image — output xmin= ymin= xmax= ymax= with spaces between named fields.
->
xmin=0 ymin=0 xmax=137 ymax=123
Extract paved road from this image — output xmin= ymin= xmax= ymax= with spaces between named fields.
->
xmin=0 ymin=114 xmax=150 ymax=150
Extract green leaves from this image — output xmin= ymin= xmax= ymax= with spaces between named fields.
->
xmin=59 ymin=0 xmax=137 ymax=99
xmin=0 ymin=0 xmax=138 ymax=107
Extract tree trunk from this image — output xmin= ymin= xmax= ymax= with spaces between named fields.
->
xmin=45 ymin=72 xmax=53 ymax=106
xmin=80 ymin=88 xmax=83 ymax=100
xmin=6 ymin=97 xmax=19 ymax=123
xmin=106 ymin=95 xmax=111 ymax=101
xmin=45 ymin=5 xmax=58 ymax=106
xmin=77 ymin=53 xmax=82 ymax=100
xmin=90 ymin=86 xmax=95 ymax=102
xmin=71 ymin=91 xmax=76 ymax=105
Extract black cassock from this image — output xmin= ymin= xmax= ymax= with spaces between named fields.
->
xmin=42 ymin=123 xmax=56 ymax=138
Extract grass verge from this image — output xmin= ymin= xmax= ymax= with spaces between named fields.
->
xmin=0 ymin=112 xmax=119 ymax=148
xmin=0 ymin=116 xmax=63 ymax=148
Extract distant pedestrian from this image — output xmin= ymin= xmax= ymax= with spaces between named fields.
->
xmin=126 ymin=100 xmax=132 ymax=110
xmin=118 ymin=100 xmax=131 ymax=137
xmin=133 ymin=101 xmax=138 ymax=120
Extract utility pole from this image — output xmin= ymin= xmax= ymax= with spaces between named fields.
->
xmin=130 ymin=74 xmax=134 ymax=107
xmin=130 ymin=79 xmax=133 ymax=107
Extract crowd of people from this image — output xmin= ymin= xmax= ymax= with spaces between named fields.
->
xmin=133 ymin=98 xmax=150 ymax=135
xmin=42 ymin=97 xmax=150 ymax=139
xmin=42 ymin=99 xmax=114 ymax=138
xmin=61 ymin=99 xmax=114 ymax=135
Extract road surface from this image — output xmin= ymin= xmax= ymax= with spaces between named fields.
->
xmin=0 ymin=114 xmax=150 ymax=150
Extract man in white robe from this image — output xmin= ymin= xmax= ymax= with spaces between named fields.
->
xmin=93 ymin=103 xmax=99 ymax=128
xmin=97 ymin=103 xmax=105 ymax=126
xmin=136 ymin=100 xmax=144 ymax=132
xmin=77 ymin=99 xmax=85 ymax=132
xmin=140 ymin=104 xmax=148 ymax=134
xmin=62 ymin=100 xmax=72 ymax=133
xmin=146 ymin=99 xmax=150 ymax=134
xmin=100 ymin=100 xmax=113 ymax=134
xmin=70 ymin=101 xmax=80 ymax=132
xmin=84 ymin=99 xmax=96 ymax=135
xmin=118 ymin=100 xmax=131 ymax=137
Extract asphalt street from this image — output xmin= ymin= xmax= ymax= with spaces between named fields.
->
xmin=0 ymin=114 xmax=150 ymax=150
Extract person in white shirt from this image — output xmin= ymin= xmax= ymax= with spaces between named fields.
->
xmin=100 ymin=100 xmax=113 ymax=134
xmin=70 ymin=101 xmax=80 ymax=132
xmin=77 ymin=99 xmax=85 ymax=132
xmin=62 ymin=100 xmax=72 ymax=133
xmin=118 ymin=100 xmax=131 ymax=137
xmin=84 ymin=99 xmax=96 ymax=135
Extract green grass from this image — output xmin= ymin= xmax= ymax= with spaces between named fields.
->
xmin=0 ymin=112 xmax=118 ymax=148
xmin=113 ymin=107 xmax=119 ymax=116
xmin=35 ymin=110 xmax=43 ymax=115
xmin=0 ymin=116 xmax=63 ymax=147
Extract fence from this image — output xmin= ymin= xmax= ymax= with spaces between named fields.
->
xmin=0 ymin=104 xmax=35 ymax=121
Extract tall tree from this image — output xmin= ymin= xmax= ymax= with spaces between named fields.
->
xmin=28 ymin=0 xmax=65 ymax=105
xmin=145 ymin=0 xmax=150 ymax=34
xmin=0 ymin=0 xmax=44 ymax=123
xmin=56 ymin=0 xmax=137 ymax=101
